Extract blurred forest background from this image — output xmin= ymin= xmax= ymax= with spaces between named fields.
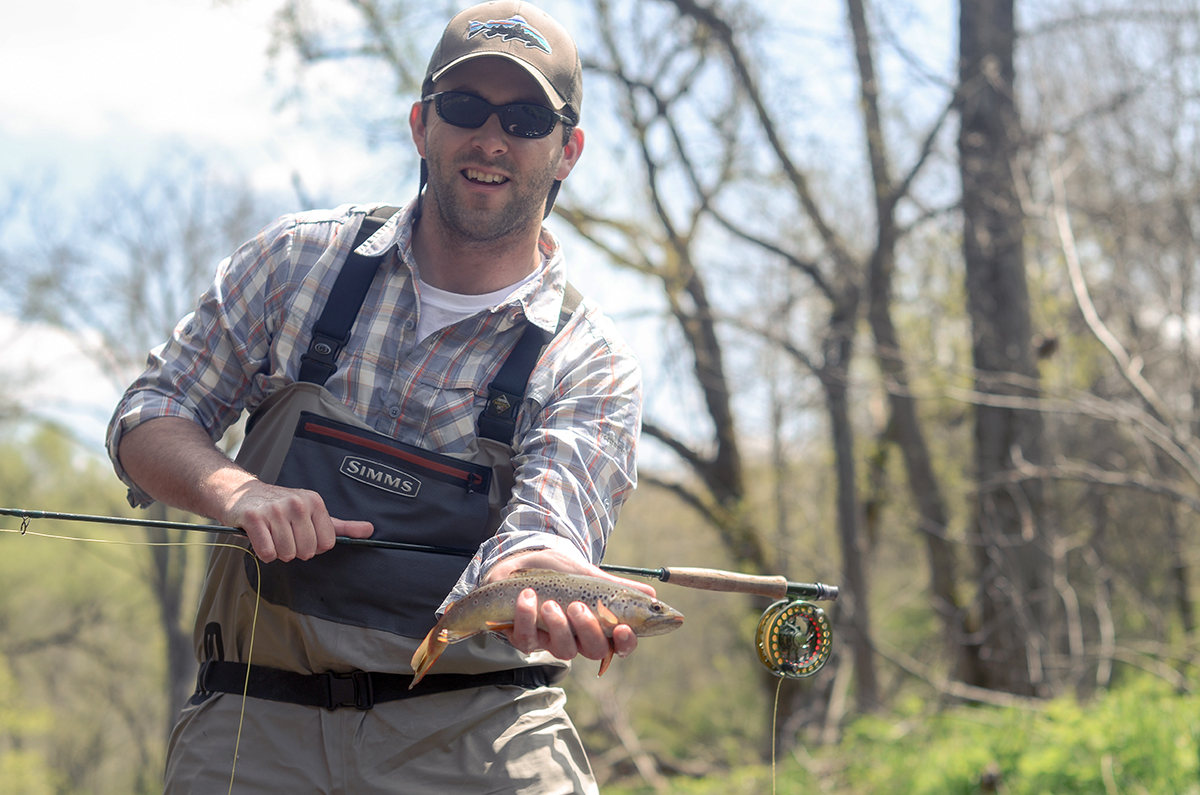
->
xmin=3 ymin=0 xmax=1200 ymax=792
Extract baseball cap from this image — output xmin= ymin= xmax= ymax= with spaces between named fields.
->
xmin=423 ymin=1 xmax=582 ymax=121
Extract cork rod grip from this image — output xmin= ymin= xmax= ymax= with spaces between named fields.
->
xmin=660 ymin=567 xmax=790 ymax=598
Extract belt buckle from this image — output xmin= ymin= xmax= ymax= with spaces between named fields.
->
xmin=325 ymin=670 xmax=374 ymax=710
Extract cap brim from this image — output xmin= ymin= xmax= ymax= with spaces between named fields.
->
xmin=430 ymin=52 xmax=569 ymax=114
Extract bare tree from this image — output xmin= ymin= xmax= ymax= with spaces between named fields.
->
xmin=845 ymin=0 xmax=971 ymax=680
xmin=958 ymin=0 xmax=1052 ymax=696
xmin=4 ymin=154 xmax=277 ymax=731
xmin=1004 ymin=0 xmax=1200 ymax=688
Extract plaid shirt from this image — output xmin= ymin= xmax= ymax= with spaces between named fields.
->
xmin=106 ymin=202 xmax=642 ymax=607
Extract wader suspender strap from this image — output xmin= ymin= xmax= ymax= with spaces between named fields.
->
xmin=295 ymin=204 xmax=584 ymax=441
xmin=477 ymin=283 xmax=582 ymax=443
xmin=297 ymin=206 xmax=401 ymax=386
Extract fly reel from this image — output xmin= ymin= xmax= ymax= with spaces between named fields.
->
xmin=755 ymin=599 xmax=832 ymax=678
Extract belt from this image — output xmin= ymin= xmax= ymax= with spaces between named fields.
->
xmin=194 ymin=660 xmax=556 ymax=710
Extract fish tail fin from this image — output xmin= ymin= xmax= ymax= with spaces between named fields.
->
xmin=410 ymin=628 xmax=449 ymax=689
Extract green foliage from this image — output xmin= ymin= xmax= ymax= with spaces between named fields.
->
xmin=0 ymin=423 xmax=172 ymax=794
xmin=600 ymin=674 xmax=1200 ymax=794
xmin=0 ymin=653 xmax=60 ymax=795
xmin=837 ymin=675 xmax=1200 ymax=795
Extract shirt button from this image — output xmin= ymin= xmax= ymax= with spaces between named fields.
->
xmin=404 ymin=319 xmax=416 ymax=331
xmin=387 ymin=406 xmax=401 ymax=418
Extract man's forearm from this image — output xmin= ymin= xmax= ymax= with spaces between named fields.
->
xmin=117 ymin=416 xmax=255 ymax=523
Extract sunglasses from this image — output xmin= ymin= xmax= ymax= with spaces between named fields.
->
xmin=423 ymin=91 xmax=574 ymax=139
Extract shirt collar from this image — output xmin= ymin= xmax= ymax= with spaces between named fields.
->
xmin=358 ymin=200 xmax=569 ymax=335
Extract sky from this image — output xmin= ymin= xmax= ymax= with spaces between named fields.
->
xmin=0 ymin=0 xmax=682 ymax=454
xmin=0 ymin=0 xmax=954 ymax=461
xmin=0 ymin=0 xmax=424 ymax=451
xmin=0 ymin=0 xmax=404 ymax=198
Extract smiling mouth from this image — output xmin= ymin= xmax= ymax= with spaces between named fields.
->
xmin=464 ymin=168 xmax=508 ymax=185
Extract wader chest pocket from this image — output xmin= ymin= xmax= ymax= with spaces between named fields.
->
xmin=245 ymin=412 xmax=493 ymax=638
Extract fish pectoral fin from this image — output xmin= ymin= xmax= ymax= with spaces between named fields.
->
xmin=595 ymin=601 xmax=621 ymax=632
xmin=597 ymin=642 xmax=615 ymax=677
xmin=484 ymin=621 xmax=515 ymax=631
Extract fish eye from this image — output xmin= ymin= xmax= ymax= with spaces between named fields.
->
xmin=651 ymin=603 xmax=662 ymax=612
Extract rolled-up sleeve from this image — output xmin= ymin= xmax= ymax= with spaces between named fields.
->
xmin=105 ymin=216 xmax=295 ymax=505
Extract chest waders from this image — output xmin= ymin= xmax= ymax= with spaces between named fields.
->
xmin=191 ymin=207 xmax=582 ymax=708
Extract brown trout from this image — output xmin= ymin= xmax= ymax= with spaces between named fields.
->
xmin=410 ymin=569 xmax=685 ymax=687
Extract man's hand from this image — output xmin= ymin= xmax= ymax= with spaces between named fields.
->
xmin=118 ymin=416 xmax=374 ymax=563
xmin=482 ymin=549 xmax=656 ymax=664
xmin=221 ymin=479 xmax=374 ymax=563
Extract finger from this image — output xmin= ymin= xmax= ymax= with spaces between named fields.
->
xmin=332 ymin=518 xmax=375 ymax=540
xmin=269 ymin=517 xmax=300 ymax=562
xmin=241 ymin=518 xmax=279 ymax=563
xmin=611 ymin=624 xmax=639 ymax=658
xmin=290 ymin=514 xmax=320 ymax=561
xmin=509 ymin=588 xmax=542 ymax=653
xmin=539 ymin=600 xmax=578 ymax=661
xmin=312 ymin=512 xmax=339 ymax=555
xmin=567 ymin=602 xmax=611 ymax=660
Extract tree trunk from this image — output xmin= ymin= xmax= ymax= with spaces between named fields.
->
xmin=846 ymin=0 xmax=968 ymax=678
xmin=820 ymin=300 xmax=879 ymax=713
xmin=146 ymin=503 xmax=196 ymax=734
xmin=958 ymin=0 xmax=1051 ymax=696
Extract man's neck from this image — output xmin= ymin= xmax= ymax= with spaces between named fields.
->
xmin=411 ymin=212 xmax=543 ymax=295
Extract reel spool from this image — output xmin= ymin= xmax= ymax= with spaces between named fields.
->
xmin=755 ymin=599 xmax=832 ymax=678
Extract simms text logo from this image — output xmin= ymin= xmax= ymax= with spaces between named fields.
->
xmin=340 ymin=456 xmax=421 ymax=498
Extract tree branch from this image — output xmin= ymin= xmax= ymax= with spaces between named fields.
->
xmin=1049 ymin=155 xmax=1174 ymax=425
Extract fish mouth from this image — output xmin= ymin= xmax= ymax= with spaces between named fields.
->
xmin=637 ymin=613 xmax=685 ymax=637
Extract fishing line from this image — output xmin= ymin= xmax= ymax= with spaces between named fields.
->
xmin=0 ymin=507 xmax=840 ymax=684
xmin=772 ymin=676 xmax=784 ymax=795
xmin=0 ymin=521 xmax=260 ymax=795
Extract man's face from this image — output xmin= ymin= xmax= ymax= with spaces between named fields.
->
xmin=411 ymin=57 xmax=582 ymax=244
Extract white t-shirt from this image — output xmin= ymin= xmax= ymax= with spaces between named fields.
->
xmin=416 ymin=266 xmax=543 ymax=343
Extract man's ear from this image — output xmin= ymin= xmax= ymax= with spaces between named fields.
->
xmin=555 ymin=126 xmax=585 ymax=181
xmin=409 ymin=102 xmax=427 ymax=158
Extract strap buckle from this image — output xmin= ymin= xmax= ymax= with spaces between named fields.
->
xmin=324 ymin=670 xmax=374 ymax=710
xmin=195 ymin=660 xmax=214 ymax=696
xmin=478 ymin=386 xmax=523 ymax=442
xmin=298 ymin=331 xmax=348 ymax=384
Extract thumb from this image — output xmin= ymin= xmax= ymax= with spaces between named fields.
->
xmin=332 ymin=518 xmax=375 ymax=539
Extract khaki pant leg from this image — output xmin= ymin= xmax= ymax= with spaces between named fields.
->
xmin=350 ymin=685 xmax=597 ymax=795
xmin=163 ymin=694 xmax=336 ymax=794
xmin=163 ymin=686 xmax=597 ymax=795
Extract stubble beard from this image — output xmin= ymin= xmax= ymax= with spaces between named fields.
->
xmin=425 ymin=154 xmax=560 ymax=246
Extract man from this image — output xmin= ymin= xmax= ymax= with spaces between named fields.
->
xmin=106 ymin=2 xmax=648 ymax=792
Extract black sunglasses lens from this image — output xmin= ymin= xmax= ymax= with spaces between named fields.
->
xmin=435 ymin=93 xmax=558 ymax=138
xmin=437 ymin=93 xmax=492 ymax=128
xmin=499 ymin=105 xmax=556 ymax=138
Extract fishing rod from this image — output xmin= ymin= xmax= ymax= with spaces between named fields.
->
xmin=0 ymin=507 xmax=476 ymax=558
xmin=0 ymin=507 xmax=836 ymax=678
xmin=0 ymin=508 xmax=837 ymax=599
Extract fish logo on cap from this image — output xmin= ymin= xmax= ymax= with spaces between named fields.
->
xmin=467 ymin=15 xmax=552 ymax=54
